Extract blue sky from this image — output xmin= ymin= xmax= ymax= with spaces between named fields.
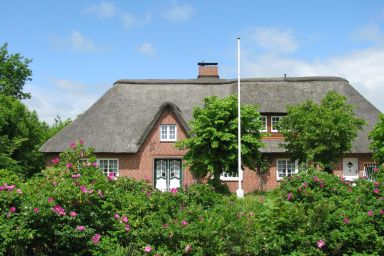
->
xmin=1 ymin=0 xmax=384 ymax=123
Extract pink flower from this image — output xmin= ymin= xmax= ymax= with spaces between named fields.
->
xmin=92 ymin=234 xmax=101 ymax=244
xmin=48 ymin=197 xmax=54 ymax=203
xmin=91 ymin=162 xmax=98 ymax=167
xmin=72 ymin=174 xmax=81 ymax=179
xmin=0 ymin=186 xmax=3 ymax=191
xmin=34 ymin=207 xmax=39 ymax=213
xmin=185 ymin=244 xmax=192 ymax=253
xmin=79 ymin=139 xmax=84 ymax=145
xmin=122 ymin=215 xmax=128 ymax=223
xmin=114 ymin=213 xmax=120 ymax=219
xmin=80 ymin=185 xmax=93 ymax=194
xmin=76 ymin=225 xmax=86 ymax=231
xmin=313 ymin=176 xmax=319 ymax=182
xmin=368 ymin=210 xmax=374 ymax=216
xmin=6 ymin=184 xmax=16 ymax=191
xmin=9 ymin=207 xmax=16 ymax=213
xmin=380 ymin=209 xmax=384 ymax=215
xmin=302 ymin=182 xmax=308 ymax=188
xmin=317 ymin=240 xmax=325 ymax=249
xmin=374 ymin=181 xmax=379 ymax=187
xmin=66 ymin=162 xmax=73 ymax=169
xmin=52 ymin=204 xmax=66 ymax=216
xmin=374 ymin=188 xmax=379 ymax=194
xmin=107 ymin=173 xmax=117 ymax=181
xmin=69 ymin=142 xmax=76 ymax=149
xmin=373 ymin=167 xmax=379 ymax=173
xmin=320 ymin=182 xmax=325 ymax=188
xmin=144 ymin=176 xmax=151 ymax=182
xmin=181 ymin=220 xmax=188 ymax=226
xmin=144 ymin=245 xmax=152 ymax=253
xmin=170 ymin=187 xmax=178 ymax=194
xmin=287 ymin=192 xmax=292 ymax=201
xmin=70 ymin=211 xmax=77 ymax=217
xmin=343 ymin=218 xmax=350 ymax=224
xmin=51 ymin=157 xmax=60 ymax=164
xmin=52 ymin=181 xmax=58 ymax=187
xmin=125 ymin=224 xmax=130 ymax=231
xmin=163 ymin=223 xmax=169 ymax=229
xmin=16 ymin=188 xmax=22 ymax=194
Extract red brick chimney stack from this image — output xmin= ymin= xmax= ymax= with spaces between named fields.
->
xmin=198 ymin=62 xmax=219 ymax=78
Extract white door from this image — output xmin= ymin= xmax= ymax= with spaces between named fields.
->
xmin=155 ymin=159 xmax=181 ymax=191
xmin=343 ymin=158 xmax=358 ymax=181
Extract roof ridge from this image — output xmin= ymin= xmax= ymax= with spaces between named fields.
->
xmin=114 ymin=76 xmax=348 ymax=85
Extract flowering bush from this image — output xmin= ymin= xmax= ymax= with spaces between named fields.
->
xmin=1 ymin=142 xmax=384 ymax=255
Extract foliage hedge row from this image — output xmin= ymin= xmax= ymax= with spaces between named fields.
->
xmin=1 ymin=142 xmax=384 ymax=255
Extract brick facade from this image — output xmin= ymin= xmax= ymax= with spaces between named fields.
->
xmin=46 ymin=110 xmax=375 ymax=194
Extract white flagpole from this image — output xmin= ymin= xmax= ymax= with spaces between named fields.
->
xmin=236 ymin=37 xmax=244 ymax=198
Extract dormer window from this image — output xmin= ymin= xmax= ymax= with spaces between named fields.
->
xmin=271 ymin=116 xmax=284 ymax=132
xmin=260 ymin=115 xmax=267 ymax=132
xmin=160 ymin=124 xmax=177 ymax=141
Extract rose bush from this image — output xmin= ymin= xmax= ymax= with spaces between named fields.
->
xmin=1 ymin=141 xmax=384 ymax=255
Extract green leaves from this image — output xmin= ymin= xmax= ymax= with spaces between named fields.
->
xmin=0 ymin=43 xmax=32 ymax=100
xmin=369 ymin=113 xmax=384 ymax=164
xmin=176 ymin=95 xmax=264 ymax=182
xmin=278 ymin=91 xmax=366 ymax=168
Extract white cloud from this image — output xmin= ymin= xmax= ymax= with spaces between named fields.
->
xmin=249 ymin=27 xmax=299 ymax=55
xmin=121 ymin=13 xmax=136 ymax=29
xmin=352 ymin=24 xmax=384 ymax=44
xmin=138 ymin=42 xmax=155 ymax=56
xmin=163 ymin=3 xmax=195 ymax=22
xmin=69 ymin=30 xmax=97 ymax=52
xmin=50 ymin=30 xmax=99 ymax=53
xmin=84 ymin=1 xmax=116 ymax=19
xmin=241 ymin=46 xmax=384 ymax=113
xmin=121 ymin=12 xmax=152 ymax=30
xmin=23 ymin=80 xmax=110 ymax=124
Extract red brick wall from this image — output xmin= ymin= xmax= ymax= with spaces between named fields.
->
xmin=45 ymin=110 xmax=375 ymax=194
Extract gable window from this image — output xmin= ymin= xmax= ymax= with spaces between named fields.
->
xmin=271 ymin=116 xmax=284 ymax=132
xmin=98 ymin=159 xmax=119 ymax=176
xmin=260 ymin=115 xmax=267 ymax=132
xmin=277 ymin=159 xmax=298 ymax=180
xmin=160 ymin=124 xmax=177 ymax=141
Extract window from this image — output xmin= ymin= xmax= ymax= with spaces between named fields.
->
xmin=98 ymin=159 xmax=119 ymax=176
xmin=271 ymin=116 xmax=284 ymax=132
xmin=364 ymin=163 xmax=379 ymax=181
xmin=160 ymin=125 xmax=177 ymax=141
xmin=260 ymin=116 xmax=267 ymax=132
xmin=277 ymin=159 xmax=298 ymax=180
xmin=220 ymin=171 xmax=242 ymax=181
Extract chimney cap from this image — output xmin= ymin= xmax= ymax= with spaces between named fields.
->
xmin=198 ymin=61 xmax=218 ymax=66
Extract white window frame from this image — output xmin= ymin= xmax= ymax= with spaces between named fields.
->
xmin=160 ymin=124 xmax=177 ymax=142
xmin=260 ymin=115 xmax=268 ymax=132
xmin=271 ymin=116 xmax=284 ymax=132
xmin=97 ymin=158 xmax=119 ymax=177
xmin=220 ymin=171 xmax=243 ymax=181
xmin=276 ymin=159 xmax=298 ymax=181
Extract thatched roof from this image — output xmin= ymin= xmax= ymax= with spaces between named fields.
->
xmin=40 ymin=76 xmax=380 ymax=154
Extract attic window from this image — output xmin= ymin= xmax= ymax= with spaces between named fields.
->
xmin=260 ymin=116 xmax=267 ymax=132
xmin=160 ymin=124 xmax=177 ymax=141
xmin=271 ymin=116 xmax=284 ymax=132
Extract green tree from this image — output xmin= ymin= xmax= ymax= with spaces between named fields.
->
xmin=278 ymin=91 xmax=366 ymax=169
xmin=0 ymin=43 xmax=32 ymax=99
xmin=176 ymin=95 xmax=264 ymax=183
xmin=43 ymin=115 xmax=71 ymax=142
xmin=369 ymin=113 xmax=384 ymax=164
xmin=0 ymin=94 xmax=47 ymax=176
